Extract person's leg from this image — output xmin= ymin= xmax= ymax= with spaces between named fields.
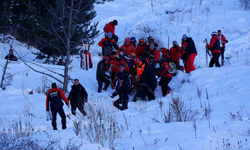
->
xmin=186 ymin=53 xmax=196 ymax=73
xmin=97 ymin=79 xmax=103 ymax=93
xmin=113 ymin=97 xmax=123 ymax=110
xmin=112 ymin=34 xmax=118 ymax=43
xmin=161 ymin=77 xmax=172 ymax=97
xmin=103 ymin=77 xmax=110 ymax=91
xmin=221 ymin=47 xmax=225 ymax=66
xmin=71 ymin=102 xmax=77 ymax=116
xmin=214 ymin=53 xmax=221 ymax=67
xmin=51 ymin=107 xmax=57 ymax=130
xmin=77 ymin=101 xmax=87 ymax=116
xmin=57 ymin=106 xmax=67 ymax=129
xmin=121 ymin=93 xmax=129 ymax=110
xmin=209 ymin=55 xmax=215 ymax=67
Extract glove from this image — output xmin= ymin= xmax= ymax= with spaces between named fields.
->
xmin=46 ymin=111 xmax=52 ymax=121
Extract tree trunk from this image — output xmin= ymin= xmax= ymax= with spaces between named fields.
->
xmin=63 ymin=49 xmax=70 ymax=93
xmin=1 ymin=57 xmax=9 ymax=90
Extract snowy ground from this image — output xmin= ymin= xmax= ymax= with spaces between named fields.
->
xmin=1 ymin=0 xmax=250 ymax=149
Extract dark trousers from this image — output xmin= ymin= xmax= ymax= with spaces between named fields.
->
xmin=209 ymin=53 xmax=221 ymax=67
xmin=111 ymin=72 xmax=117 ymax=89
xmin=220 ymin=47 xmax=225 ymax=66
xmin=113 ymin=92 xmax=129 ymax=110
xmin=97 ymin=78 xmax=110 ymax=91
xmin=51 ymin=105 xmax=66 ymax=129
xmin=160 ymin=76 xmax=172 ymax=95
xmin=133 ymin=84 xmax=147 ymax=101
xmin=71 ymin=101 xmax=87 ymax=116
xmin=112 ymin=34 xmax=118 ymax=43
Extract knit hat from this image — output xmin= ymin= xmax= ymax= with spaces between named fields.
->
xmin=107 ymin=32 xmax=112 ymax=37
xmin=211 ymin=31 xmax=217 ymax=36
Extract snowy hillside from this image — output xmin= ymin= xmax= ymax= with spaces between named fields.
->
xmin=1 ymin=0 xmax=250 ymax=150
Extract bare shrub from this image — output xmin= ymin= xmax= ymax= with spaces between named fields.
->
xmin=73 ymin=120 xmax=82 ymax=136
xmin=170 ymin=96 xmax=199 ymax=122
xmin=83 ymin=102 xmax=124 ymax=149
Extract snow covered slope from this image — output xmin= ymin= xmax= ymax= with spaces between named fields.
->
xmin=1 ymin=0 xmax=250 ymax=149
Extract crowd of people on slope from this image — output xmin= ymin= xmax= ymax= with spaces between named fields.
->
xmin=43 ymin=20 xmax=227 ymax=130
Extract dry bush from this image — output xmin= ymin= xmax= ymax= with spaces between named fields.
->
xmin=83 ymin=102 xmax=124 ymax=149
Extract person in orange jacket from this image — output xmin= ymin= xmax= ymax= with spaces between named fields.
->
xmin=207 ymin=31 xmax=221 ymax=67
xmin=136 ymin=39 xmax=147 ymax=58
xmin=217 ymin=30 xmax=228 ymax=66
xmin=103 ymin=20 xmax=118 ymax=42
xmin=98 ymin=32 xmax=119 ymax=57
xmin=117 ymin=37 xmax=136 ymax=56
xmin=46 ymin=83 xmax=70 ymax=130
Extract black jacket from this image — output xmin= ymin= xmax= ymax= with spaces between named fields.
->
xmin=68 ymin=84 xmax=88 ymax=104
xmin=116 ymin=71 xmax=131 ymax=93
xmin=185 ymin=37 xmax=197 ymax=59
xmin=96 ymin=60 xmax=107 ymax=80
xmin=5 ymin=54 xmax=18 ymax=61
xmin=140 ymin=66 xmax=157 ymax=89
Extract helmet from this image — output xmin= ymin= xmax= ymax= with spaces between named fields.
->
xmin=157 ymin=57 xmax=164 ymax=63
xmin=211 ymin=31 xmax=217 ymax=36
xmin=139 ymin=39 xmax=144 ymax=43
xmin=130 ymin=37 xmax=136 ymax=42
xmin=182 ymin=34 xmax=188 ymax=39
xmin=121 ymin=62 xmax=128 ymax=68
xmin=149 ymin=54 xmax=154 ymax=59
xmin=103 ymin=56 xmax=109 ymax=61
xmin=107 ymin=32 xmax=112 ymax=37
xmin=125 ymin=37 xmax=130 ymax=43
xmin=134 ymin=58 xmax=140 ymax=65
xmin=123 ymin=54 xmax=131 ymax=60
xmin=149 ymin=38 xmax=154 ymax=43
xmin=113 ymin=20 xmax=118 ymax=25
xmin=130 ymin=53 xmax=136 ymax=58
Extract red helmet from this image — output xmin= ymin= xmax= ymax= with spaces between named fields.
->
xmin=103 ymin=56 xmax=109 ymax=61
xmin=134 ymin=58 xmax=140 ymax=64
xmin=125 ymin=37 xmax=130 ymax=43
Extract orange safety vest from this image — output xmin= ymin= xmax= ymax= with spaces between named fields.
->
xmin=136 ymin=61 xmax=145 ymax=81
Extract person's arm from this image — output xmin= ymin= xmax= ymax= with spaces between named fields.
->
xmin=98 ymin=39 xmax=106 ymax=47
xmin=82 ymin=87 xmax=88 ymax=102
xmin=58 ymin=89 xmax=70 ymax=108
xmin=207 ymin=37 xmax=215 ymax=50
xmin=222 ymin=35 xmax=228 ymax=43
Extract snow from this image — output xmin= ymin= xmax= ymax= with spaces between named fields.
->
xmin=1 ymin=0 xmax=250 ymax=149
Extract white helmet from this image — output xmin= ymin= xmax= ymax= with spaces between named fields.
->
xmin=211 ymin=31 xmax=217 ymax=36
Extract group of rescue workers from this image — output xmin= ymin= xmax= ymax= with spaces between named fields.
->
xmin=43 ymin=19 xmax=228 ymax=130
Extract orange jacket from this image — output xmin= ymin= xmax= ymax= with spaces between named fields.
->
xmin=104 ymin=22 xmax=115 ymax=35
xmin=136 ymin=61 xmax=145 ymax=81
xmin=118 ymin=44 xmax=136 ymax=55
xmin=169 ymin=46 xmax=181 ymax=62
xmin=46 ymin=88 xmax=69 ymax=111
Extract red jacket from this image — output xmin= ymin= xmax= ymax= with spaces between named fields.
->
xmin=151 ymin=49 xmax=161 ymax=62
xmin=118 ymin=44 xmax=136 ymax=55
xmin=46 ymin=88 xmax=69 ymax=111
xmin=161 ymin=48 xmax=168 ymax=59
xmin=160 ymin=61 xmax=172 ymax=78
xmin=104 ymin=22 xmax=115 ymax=35
xmin=220 ymin=34 xmax=228 ymax=48
xmin=207 ymin=35 xmax=221 ymax=54
xmin=136 ymin=44 xmax=147 ymax=58
xmin=108 ymin=55 xmax=120 ymax=73
xmin=169 ymin=45 xmax=181 ymax=62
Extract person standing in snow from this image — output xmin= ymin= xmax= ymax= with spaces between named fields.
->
xmin=217 ymin=30 xmax=228 ymax=66
xmin=182 ymin=34 xmax=197 ymax=73
xmin=136 ymin=39 xmax=147 ymax=58
xmin=103 ymin=20 xmax=119 ymax=42
xmin=155 ymin=57 xmax=172 ymax=97
xmin=113 ymin=63 xmax=131 ymax=111
xmin=96 ymin=56 xmax=111 ymax=93
xmin=67 ymin=79 xmax=88 ymax=116
xmin=98 ymin=32 xmax=119 ymax=57
xmin=46 ymin=83 xmax=70 ymax=130
xmin=169 ymin=41 xmax=184 ymax=70
xmin=207 ymin=31 xmax=221 ymax=67
xmin=5 ymin=49 xmax=18 ymax=61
